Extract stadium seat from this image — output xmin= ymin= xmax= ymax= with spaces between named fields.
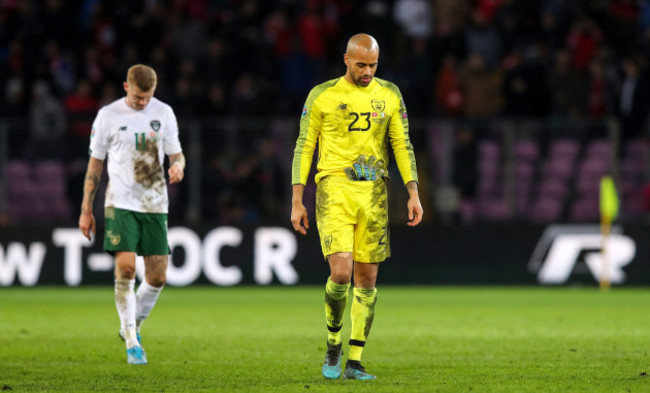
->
xmin=515 ymin=194 xmax=531 ymax=216
xmin=548 ymin=139 xmax=580 ymax=161
xmin=7 ymin=161 xmax=31 ymax=180
xmin=8 ymin=180 xmax=37 ymax=200
xmin=624 ymin=197 xmax=644 ymax=215
xmin=585 ymin=139 xmax=611 ymax=159
xmin=478 ymin=198 xmax=510 ymax=221
xmin=478 ymin=140 xmax=500 ymax=161
xmin=575 ymin=175 xmax=600 ymax=195
xmin=541 ymin=158 xmax=574 ymax=181
xmin=478 ymin=180 xmax=501 ymax=199
xmin=478 ymin=159 xmax=500 ymax=176
xmin=624 ymin=137 xmax=649 ymax=159
xmin=515 ymin=177 xmax=533 ymax=195
xmin=569 ymin=196 xmax=599 ymax=222
xmin=51 ymin=199 xmax=73 ymax=221
xmin=458 ymin=199 xmax=477 ymax=223
xmin=577 ymin=159 xmax=609 ymax=178
xmin=529 ymin=198 xmax=563 ymax=223
xmin=34 ymin=161 xmax=66 ymax=181
xmin=536 ymin=179 xmax=568 ymax=199
xmin=5 ymin=160 xmax=72 ymax=224
xmin=515 ymin=162 xmax=535 ymax=178
xmin=514 ymin=140 xmax=539 ymax=163
xmin=619 ymin=160 xmax=643 ymax=180
xmin=427 ymin=126 xmax=451 ymax=182
xmin=618 ymin=179 xmax=641 ymax=214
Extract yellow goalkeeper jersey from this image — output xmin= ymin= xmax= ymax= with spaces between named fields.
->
xmin=292 ymin=77 xmax=418 ymax=185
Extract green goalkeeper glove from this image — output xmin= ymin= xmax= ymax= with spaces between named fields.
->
xmin=344 ymin=155 xmax=385 ymax=181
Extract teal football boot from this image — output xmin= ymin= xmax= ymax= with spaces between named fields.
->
xmin=322 ymin=343 xmax=343 ymax=379
xmin=126 ymin=345 xmax=147 ymax=365
xmin=343 ymin=360 xmax=376 ymax=380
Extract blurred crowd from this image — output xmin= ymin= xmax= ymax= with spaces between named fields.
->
xmin=2 ymin=0 xmax=650 ymax=225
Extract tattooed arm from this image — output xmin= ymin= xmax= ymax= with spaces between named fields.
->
xmin=79 ymin=157 xmax=104 ymax=241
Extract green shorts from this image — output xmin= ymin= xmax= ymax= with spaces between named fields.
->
xmin=316 ymin=176 xmax=390 ymax=263
xmin=104 ymin=207 xmax=170 ymax=256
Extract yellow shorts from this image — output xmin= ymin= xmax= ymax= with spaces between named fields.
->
xmin=315 ymin=176 xmax=390 ymax=263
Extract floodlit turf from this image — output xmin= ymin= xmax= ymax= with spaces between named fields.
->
xmin=1 ymin=286 xmax=650 ymax=392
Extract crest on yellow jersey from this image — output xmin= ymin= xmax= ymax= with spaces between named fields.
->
xmin=371 ymin=99 xmax=385 ymax=112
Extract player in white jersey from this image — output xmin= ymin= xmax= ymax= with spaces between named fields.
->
xmin=78 ymin=64 xmax=186 ymax=365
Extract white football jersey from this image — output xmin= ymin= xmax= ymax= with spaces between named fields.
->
xmin=89 ymin=97 xmax=182 ymax=213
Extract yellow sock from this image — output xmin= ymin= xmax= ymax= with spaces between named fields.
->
xmin=348 ymin=287 xmax=377 ymax=361
xmin=324 ymin=277 xmax=350 ymax=346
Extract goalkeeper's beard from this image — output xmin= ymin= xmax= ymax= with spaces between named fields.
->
xmin=349 ymin=69 xmax=372 ymax=87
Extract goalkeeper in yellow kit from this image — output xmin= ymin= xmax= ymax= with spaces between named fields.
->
xmin=291 ymin=33 xmax=423 ymax=380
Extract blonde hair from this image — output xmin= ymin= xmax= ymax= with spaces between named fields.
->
xmin=127 ymin=64 xmax=157 ymax=91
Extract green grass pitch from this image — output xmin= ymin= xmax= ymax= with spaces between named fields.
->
xmin=1 ymin=286 xmax=649 ymax=392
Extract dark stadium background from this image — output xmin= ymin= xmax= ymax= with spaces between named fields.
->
xmin=2 ymin=0 xmax=650 ymax=285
